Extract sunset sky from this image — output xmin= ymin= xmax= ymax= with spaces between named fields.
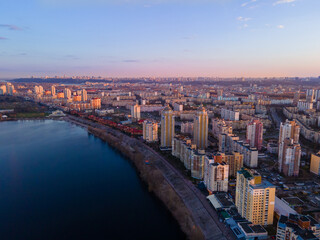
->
xmin=1 ymin=0 xmax=320 ymax=78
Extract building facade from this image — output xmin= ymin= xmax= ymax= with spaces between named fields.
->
xmin=143 ymin=120 xmax=158 ymax=142
xmin=191 ymin=149 xmax=205 ymax=180
xmin=235 ymin=168 xmax=276 ymax=225
xmin=204 ymin=161 xmax=229 ymax=193
xmin=310 ymin=152 xmax=320 ymax=175
xmin=214 ymin=151 xmax=243 ymax=178
xmin=278 ymin=120 xmax=301 ymax=177
xmin=246 ymin=119 xmax=263 ymax=151
xmin=221 ymin=108 xmax=240 ymax=121
xmin=90 ymin=98 xmax=101 ymax=109
xmin=277 ymin=214 xmax=320 ymax=240
xmin=131 ymin=104 xmax=141 ymax=120
xmin=193 ymin=105 xmax=208 ymax=150
xmin=161 ymin=105 xmax=175 ymax=148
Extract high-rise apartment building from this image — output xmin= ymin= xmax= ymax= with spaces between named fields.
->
xmin=246 ymin=119 xmax=263 ymax=150
xmin=217 ymin=89 xmax=223 ymax=99
xmin=90 ymin=98 xmax=101 ymax=109
xmin=221 ymin=108 xmax=240 ymax=121
xmin=278 ymin=120 xmax=301 ymax=177
xmin=160 ymin=105 xmax=175 ymax=148
xmin=204 ymin=159 xmax=229 ymax=193
xmin=214 ymin=151 xmax=243 ymax=178
xmin=193 ymin=105 xmax=208 ymax=150
xmin=191 ymin=149 xmax=205 ymax=180
xmin=297 ymin=100 xmax=313 ymax=111
xmin=6 ymin=82 xmax=14 ymax=95
xmin=0 ymin=85 xmax=6 ymax=95
xmin=306 ymin=89 xmax=315 ymax=103
xmin=235 ymin=168 xmax=275 ymax=225
xmin=64 ymin=88 xmax=72 ymax=99
xmin=81 ymin=89 xmax=87 ymax=101
xmin=34 ymin=85 xmax=44 ymax=95
xmin=315 ymin=89 xmax=320 ymax=101
xmin=51 ymin=85 xmax=56 ymax=96
xmin=143 ymin=120 xmax=158 ymax=142
xmin=293 ymin=90 xmax=300 ymax=105
xmin=310 ymin=152 xmax=320 ymax=175
xmin=212 ymin=118 xmax=232 ymax=138
xmin=131 ymin=104 xmax=141 ymax=120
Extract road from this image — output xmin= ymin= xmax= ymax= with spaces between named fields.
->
xmin=145 ymin=145 xmax=236 ymax=240
xmin=269 ymin=107 xmax=282 ymax=128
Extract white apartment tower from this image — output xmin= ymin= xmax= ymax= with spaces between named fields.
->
xmin=143 ymin=121 xmax=158 ymax=142
xmin=204 ymin=159 xmax=229 ymax=193
xmin=278 ymin=120 xmax=301 ymax=177
xmin=131 ymin=104 xmax=141 ymax=120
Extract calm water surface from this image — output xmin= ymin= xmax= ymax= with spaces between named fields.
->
xmin=0 ymin=120 xmax=185 ymax=240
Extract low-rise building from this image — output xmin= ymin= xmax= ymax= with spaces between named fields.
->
xmin=277 ymin=214 xmax=320 ymax=240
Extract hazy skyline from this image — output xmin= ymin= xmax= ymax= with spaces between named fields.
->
xmin=0 ymin=0 xmax=320 ymax=78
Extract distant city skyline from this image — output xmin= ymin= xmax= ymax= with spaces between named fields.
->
xmin=1 ymin=0 xmax=320 ymax=78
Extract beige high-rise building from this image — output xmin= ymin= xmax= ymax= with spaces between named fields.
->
xmin=0 ymin=85 xmax=6 ymax=95
xmin=235 ymin=168 xmax=275 ymax=225
xmin=51 ymin=85 xmax=56 ymax=96
xmin=193 ymin=105 xmax=208 ymax=150
xmin=214 ymin=151 xmax=243 ymax=178
xmin=310 ymin=152 xmax=320 ymax=175
xmin=161 ymin=105 xmax=175 ymax=148
xmin=90 ymin=98 xmax=101 ymax=109
xmin=143 ymin=120 xmax=158 ymax=142
xmin=34 ymin=85 xmax=44 ymax=95
xmin=278 ymin=120 xmax=301 ymax=177
xmin=6 ymin=82 xmax=14 ymax=95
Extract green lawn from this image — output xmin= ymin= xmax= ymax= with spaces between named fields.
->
xmin=15 ymin=112 xmax=48 ymax=118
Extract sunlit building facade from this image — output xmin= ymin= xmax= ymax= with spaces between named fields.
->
xmin=161 ymin=105 xmax=175 ymax=148
xmin=236 ymin=168 xmax=275 ymax=225
xmin=193 ymin=105 xmax=208 ymax=150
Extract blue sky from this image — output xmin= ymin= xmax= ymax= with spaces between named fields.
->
xmin=0 ymin=0 xmax=319 ymax=78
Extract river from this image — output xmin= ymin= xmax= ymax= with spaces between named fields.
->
xmin=0 ymin=120 xmax=185 ymax=240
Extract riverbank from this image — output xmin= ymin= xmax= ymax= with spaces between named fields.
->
xmin=0 ymin=116 xmax=64 ymax=122
xmin=65 ymin=115 xmax=233 ymax=240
